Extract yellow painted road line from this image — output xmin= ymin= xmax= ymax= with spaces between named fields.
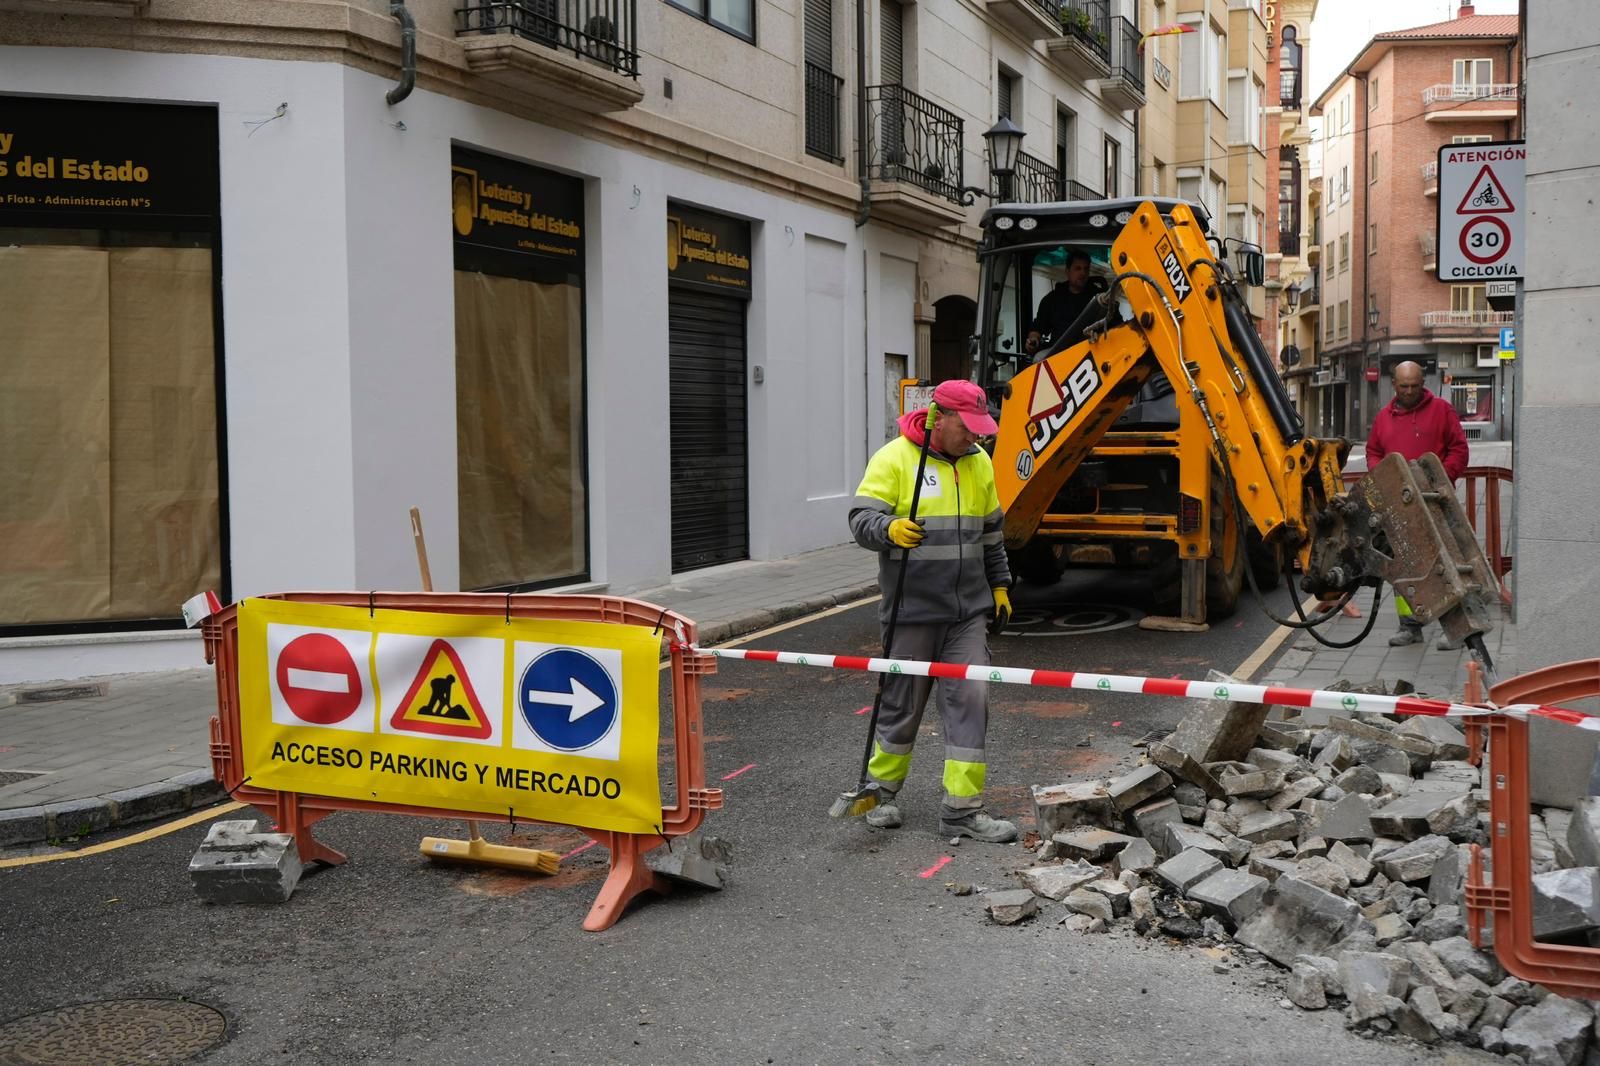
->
xmin=0 ymin=800 xmax=247 ymax=870
xmin=1231 ymin=596 xmax=1320 ymax=682
xmin=659 ymin=595 xmax=881 ymax=670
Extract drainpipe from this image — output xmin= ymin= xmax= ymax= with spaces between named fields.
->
xmin=386 ymin=1 xmax=417 ymax=105
xmin=853 ymin=0 xmax=872 ymax=227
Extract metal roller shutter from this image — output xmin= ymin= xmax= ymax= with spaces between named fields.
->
xmin=805 ymin=0 xmax=831 ymax=68
xmin=880 ymin=0 xmax=903 ymax=84
xmin=669 ymin=288 xmax=749 ymax=572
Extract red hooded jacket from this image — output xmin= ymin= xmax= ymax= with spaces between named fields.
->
xmin=1365 ymin=388 xmax=1469 ymax=482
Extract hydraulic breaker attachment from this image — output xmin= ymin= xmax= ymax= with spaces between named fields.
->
xmin=1303 ymin=452 xmax=1499 ymax=663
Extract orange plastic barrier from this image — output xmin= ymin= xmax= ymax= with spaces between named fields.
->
xmin=1465 ymin=659 xmax=1600 ymax=998
xmin=203 ymin=591 xmax=723 ymax=931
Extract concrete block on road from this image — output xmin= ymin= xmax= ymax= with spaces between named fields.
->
xmin=1111 ymin=837 xmax=1158 ymax=877
xmin=1528 ymin=716 xmax=1600 ymax=809
xmin=1129 ymin=797 xmax=1185 ymax=851
xmin=647 ymin=833 xmax=731 ymax=889
xmin=1148 ymin=743 xmax=1226 ymax=801
xmin=1332 ymin=764 xmax=1383 ymax=797
xmin=1051 ymin=828 xmax=1135 ymax=862
xmin=1236 ymin=811 xmax=1298 ymax=845
xmin=1431 ymin=936 xmax=1506 ymax=986
xmin=1020 ymin=860 xmax=1102 ymax=901
xmin=1327 ymin=841 xmax=1375 ymax=887
xmin=1222 ymin=770 xmax=1286 ymax=799
xmin=1267 ymin=777 xmax=1323 ymax=813
xmin=189 ymin=820 xmax=303 ymax=904
xmin=1187 ymin=867 xmax=1268 ymax=929
xmin=1031 ymin=782 xmax=1116 ymax=838
xmin=1234 ymin=875 xmax=1370 ymax=967
xmin=1377 ymin=835 xmax=1455 ymax=884
xmin=985 ymin=889 xmax=1038 ymax=925
xmin=1106 ymin=764 xmax=1172 ymax=814
xmin=1161 ymin=671 xmax=1271 ymax=765
xmin=1064 ymin=888 xmax=1114 ymax=924
xmin=1161 ymin=825 xmax=1231 ymax=862
xmin=1370 ymin=791 xmax=1476 ymax=842
xmin=1292 ymin=856 xmax=1352 ymax=897
xmin=1085 ymin=878 xmax=1132 ymax=917
xmin=1499 ymin=995 xmax=1593 ymax=1066
xmin=1155 ymin=848 xmax=1223 ymax=894
xmin=1532 ymin=867 xmax=1600 ymax=939
xmin=1397 ymin=717 xmax=1469 ymax=762
xmin=1310 ymin=793 xmax=1375 ymax=844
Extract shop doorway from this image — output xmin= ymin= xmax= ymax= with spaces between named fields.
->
xmin=930 ymin=294 xmax=977 ymax=383
xmin=667 ymin=206 xmax=753 ymax=572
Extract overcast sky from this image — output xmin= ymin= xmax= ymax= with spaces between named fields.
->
xmin=1309 ymin=0 xmax=1520 ymax=101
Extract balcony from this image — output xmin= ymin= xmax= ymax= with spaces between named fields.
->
xmin=1421 ymin=309 xmax=1514 ymax=333
xmin=864 ymin=84 xmax=969 ymax=227
xmin=985 ymin=0 xmax=1065 ymax=43
xmin=1001 ymin=151 xmax=1062 ymax=204
xmin=1151 ymin=55 xmax=1172 ymax=91
xmin=1422 ymin=160 xmax=1438 ymax=198
xmin=1047 ymin=0 xmax=1111 ymax=82
xmin=455 ymin=0 xmax=644 ymax=112
xmin=804 ymin=62 xmax=844 ymax=166
xmin=1420 ymin=83 xmax=1520 ymax=121
xmin=1094 ymin=16 xmax=1145 ymax=110
xmin=1419 ymin=231 xmax=1436 ymax=271
xmin=1060 ymin=179 xmax=1104 ymax=202
xmin=1279 ymin=227 xmax=1300 ymax=257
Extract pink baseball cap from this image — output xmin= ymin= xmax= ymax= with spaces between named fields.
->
xmin=932 ymin=379 xmax=998 ymax=436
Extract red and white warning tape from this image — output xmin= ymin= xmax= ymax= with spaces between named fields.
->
xmin=696 ymin=646 xmax=1598 ymax=732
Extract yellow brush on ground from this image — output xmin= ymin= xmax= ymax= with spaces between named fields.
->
xmin=408 ymin=506 xmax=561 ymax=877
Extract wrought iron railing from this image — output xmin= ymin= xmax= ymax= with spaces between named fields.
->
xmin=1021 ymin=0 xmax=1063 ymax=22
xmin=1279 ymin=227 xmax=1300 ymax=257
xmin=1422 ymin=83 xmax=1520 ymax=106
xmin=1059 ymin=178 xmax=1103 ymax=202
xmin=999 ymin=150 xmax=1062 ymax=204
xmin=804 ymin=62 xmax=844 ymax=165
xmin=1151 ymin=55 xmax=1172 ymax=89
xmin=1107 ymin=16 xmax=1143 ymax=91
xmin=1280 ymin=68 xmax=1301 ymax=110
xmin=1058 ymin=0 xmax=1110 ymax=66
xmin=864 ymin=84 xmax=965 ymax=204
xmin=456 ymin=0 xmax=640 ymax=78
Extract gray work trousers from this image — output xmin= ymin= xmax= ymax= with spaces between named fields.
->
xmin=866 ymin=613 xmax=991 ymax=812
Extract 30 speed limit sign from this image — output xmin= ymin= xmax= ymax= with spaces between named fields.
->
xmin=1437 ymin=141 xmax=1524 ymax=281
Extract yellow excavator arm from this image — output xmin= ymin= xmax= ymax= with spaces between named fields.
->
xmin=989 ymin=201 xmax=1499 ymax=657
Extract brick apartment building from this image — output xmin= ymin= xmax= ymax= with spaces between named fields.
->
xmin=1309 ymin=3 xmax=1521 ymax=440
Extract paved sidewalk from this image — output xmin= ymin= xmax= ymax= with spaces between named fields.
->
xmin=1259 ymin=596 xmax=1517 ymax=701
xmin=0 ymin=543 xmax=878 ymax=849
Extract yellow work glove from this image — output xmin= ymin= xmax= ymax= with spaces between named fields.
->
xmin=990 ymin=587 xmax=1012 ymax=634
xmin=887 ymin=518 xmax=925 ymax=549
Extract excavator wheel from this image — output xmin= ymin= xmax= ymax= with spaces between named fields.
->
xmin=1009 ymin=540 xmax=1066 ymax=587
xmin=1204 ymin=474 xmax=1246 ymax=619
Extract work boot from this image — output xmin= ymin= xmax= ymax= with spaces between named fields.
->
xmin=939 ymin=808 xmax=1018 ymax=843
xmin=1388 ymin=621 xmax=1425 ymax=647
xmin=1436 ymin=631 xmax=1464 ymax=652
xmin=865 ymin=803 xmax=902 ymax=829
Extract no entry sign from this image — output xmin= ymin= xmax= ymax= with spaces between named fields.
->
xmin=267 ymin=625 xmax=377 ymax=732
xmin=1438 ymin=141 xmax=1524 ymax=281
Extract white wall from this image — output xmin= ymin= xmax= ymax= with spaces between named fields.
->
xmin=0 ymin=48 xmax=887 ymax=680
xmin=1516 ymin=0 xmax=1600 ymax=671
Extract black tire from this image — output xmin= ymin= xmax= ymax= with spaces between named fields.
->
xmin=1246 ymin=527 xmax=1284 ymax=591
xmin=1205 ymin=473 xmax=1246 ymax=619
xmin=1009 ymin=539 xmax=1066 ymax=587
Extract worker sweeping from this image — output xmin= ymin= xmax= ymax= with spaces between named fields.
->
xmin=843 ymin=379 xmax=1017 ymax=843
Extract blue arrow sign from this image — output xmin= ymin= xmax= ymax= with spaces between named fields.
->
xmin=518 ymin=648 xmax=619 ymax=752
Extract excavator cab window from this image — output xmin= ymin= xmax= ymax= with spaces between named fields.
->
xmin=976 ymin=243 xmax=1124 ymax=392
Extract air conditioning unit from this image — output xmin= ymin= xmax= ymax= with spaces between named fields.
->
xmin=1312 ymin=369 xmax=1333 ymax=386
xmin=1475 ymin=343 xmax=1500 ymax=369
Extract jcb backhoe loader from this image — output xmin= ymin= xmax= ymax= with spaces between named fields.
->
xmin=975 ymin=198 xmax=1497 ymax=664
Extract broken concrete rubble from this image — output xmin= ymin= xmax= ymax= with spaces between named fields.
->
xmin=1155 ymin=848 xmax=1223 ymax=894
xmin=1498 ymin=995 xmax=1593 ymax=1066
xmin=1236 ymin=810 xmax=1299 ymax=845
xmin=1160 ymin=671 xmax=1272 ymax=765
xmin=1235 ymin=876 xmax=1370 ymax=967
xmin=1187 ymin=868 xmax=1268 ymax=929
xmin=1020 ymin=860 xmax=1102 ymax=901
xmin=1369 ymin=791 xmax=1477 ymax=842
xmin=1312 ymin=793 xmax=1376 ymax=844
xmin=1031 ymin=782 xmax=1116 ymax=838
xmin=1531 ymin=867 xmax=1600 ymax=939
xmin=1375 ymin=834 xmax=1455 ymax=883
xmin=985 ymin=889 xmax=1038 ymax=925
xmin=1106 ymin=764 xmax=1173 ymax=813
xmin=1052 ymin=828 xmax=1136 ymax=862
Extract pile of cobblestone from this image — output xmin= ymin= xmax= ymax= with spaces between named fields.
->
xmin=987 ymin=673 xmax=1600 ymax=1065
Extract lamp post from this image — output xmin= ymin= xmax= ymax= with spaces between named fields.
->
xmin=958 ymin=118 xmax=1026 ymax=205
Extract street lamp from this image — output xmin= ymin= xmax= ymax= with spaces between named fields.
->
xmin=958 ymin=118 xmax=1027 ymax=205
xmin=1284 ymin=283 xmax=1300 ymax=313
xmin=1368 ymin=306 xmax=1380 ymax=329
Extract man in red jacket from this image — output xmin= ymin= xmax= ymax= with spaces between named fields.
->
xmin=1365 ymin=361 xmax=1471 ymax=648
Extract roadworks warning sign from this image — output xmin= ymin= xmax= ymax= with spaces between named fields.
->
xmin=237 ymin=599 xmax=663 ymax=835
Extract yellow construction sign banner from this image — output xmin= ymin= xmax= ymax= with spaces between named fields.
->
xmin=236 ymin=599 xmax=663 ymax=835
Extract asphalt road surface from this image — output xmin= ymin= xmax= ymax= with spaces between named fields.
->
xmin=0 ymin=570 xmax=1496 ymax=1065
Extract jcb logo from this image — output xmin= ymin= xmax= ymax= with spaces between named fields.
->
xmin=1157 ymin=237 xmax=1192 ymax=302
xmin=1026 ymin=355 xmax=1103 ymax=455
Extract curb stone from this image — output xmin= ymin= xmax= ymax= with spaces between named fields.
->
xmin=0 ymin=770 xmax=230 ymax=851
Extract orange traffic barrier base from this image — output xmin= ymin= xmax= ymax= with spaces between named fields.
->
xmin=1464 ymin=659 xmax=1600 ymax=998
xmin=203 ymin=591 xmax=725 ymax=931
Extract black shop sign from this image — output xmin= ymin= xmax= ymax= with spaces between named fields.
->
xmin=0 ymin=95 xmax=219 ymax=221
xmin=451 ymin=145 xmax=584 ymax=267
xmin=667 ymin=204 xmax=751 ymax=297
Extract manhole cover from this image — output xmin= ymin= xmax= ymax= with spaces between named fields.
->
xmin=0 ymin=771 xmax=44 ymax=788
xmin=0 ymin=998 xmax=226 ymax=1065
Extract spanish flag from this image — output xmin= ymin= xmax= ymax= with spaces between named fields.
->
xmin=1138 ymin=22 xmax=1195 ymax=54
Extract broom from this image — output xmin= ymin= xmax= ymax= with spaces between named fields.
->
xmin=411 ymin=506 xmax=560 ymax=875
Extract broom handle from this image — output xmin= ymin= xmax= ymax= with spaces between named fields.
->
xmin=410 ymin=507 xmax=483 ymax=843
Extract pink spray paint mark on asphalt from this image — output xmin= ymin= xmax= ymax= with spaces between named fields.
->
xmin=919 ymin=856 xmax=953 ymax=879
xmin=721 ymin=763 xmax=757 ymax=781
xmin=561 ymin=840 xmax=599 ymax=860
xmin=1112 ymin=721 xmax=1122 ymax=727
xmin=855 ymin=706 xmax=872 ymax=715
